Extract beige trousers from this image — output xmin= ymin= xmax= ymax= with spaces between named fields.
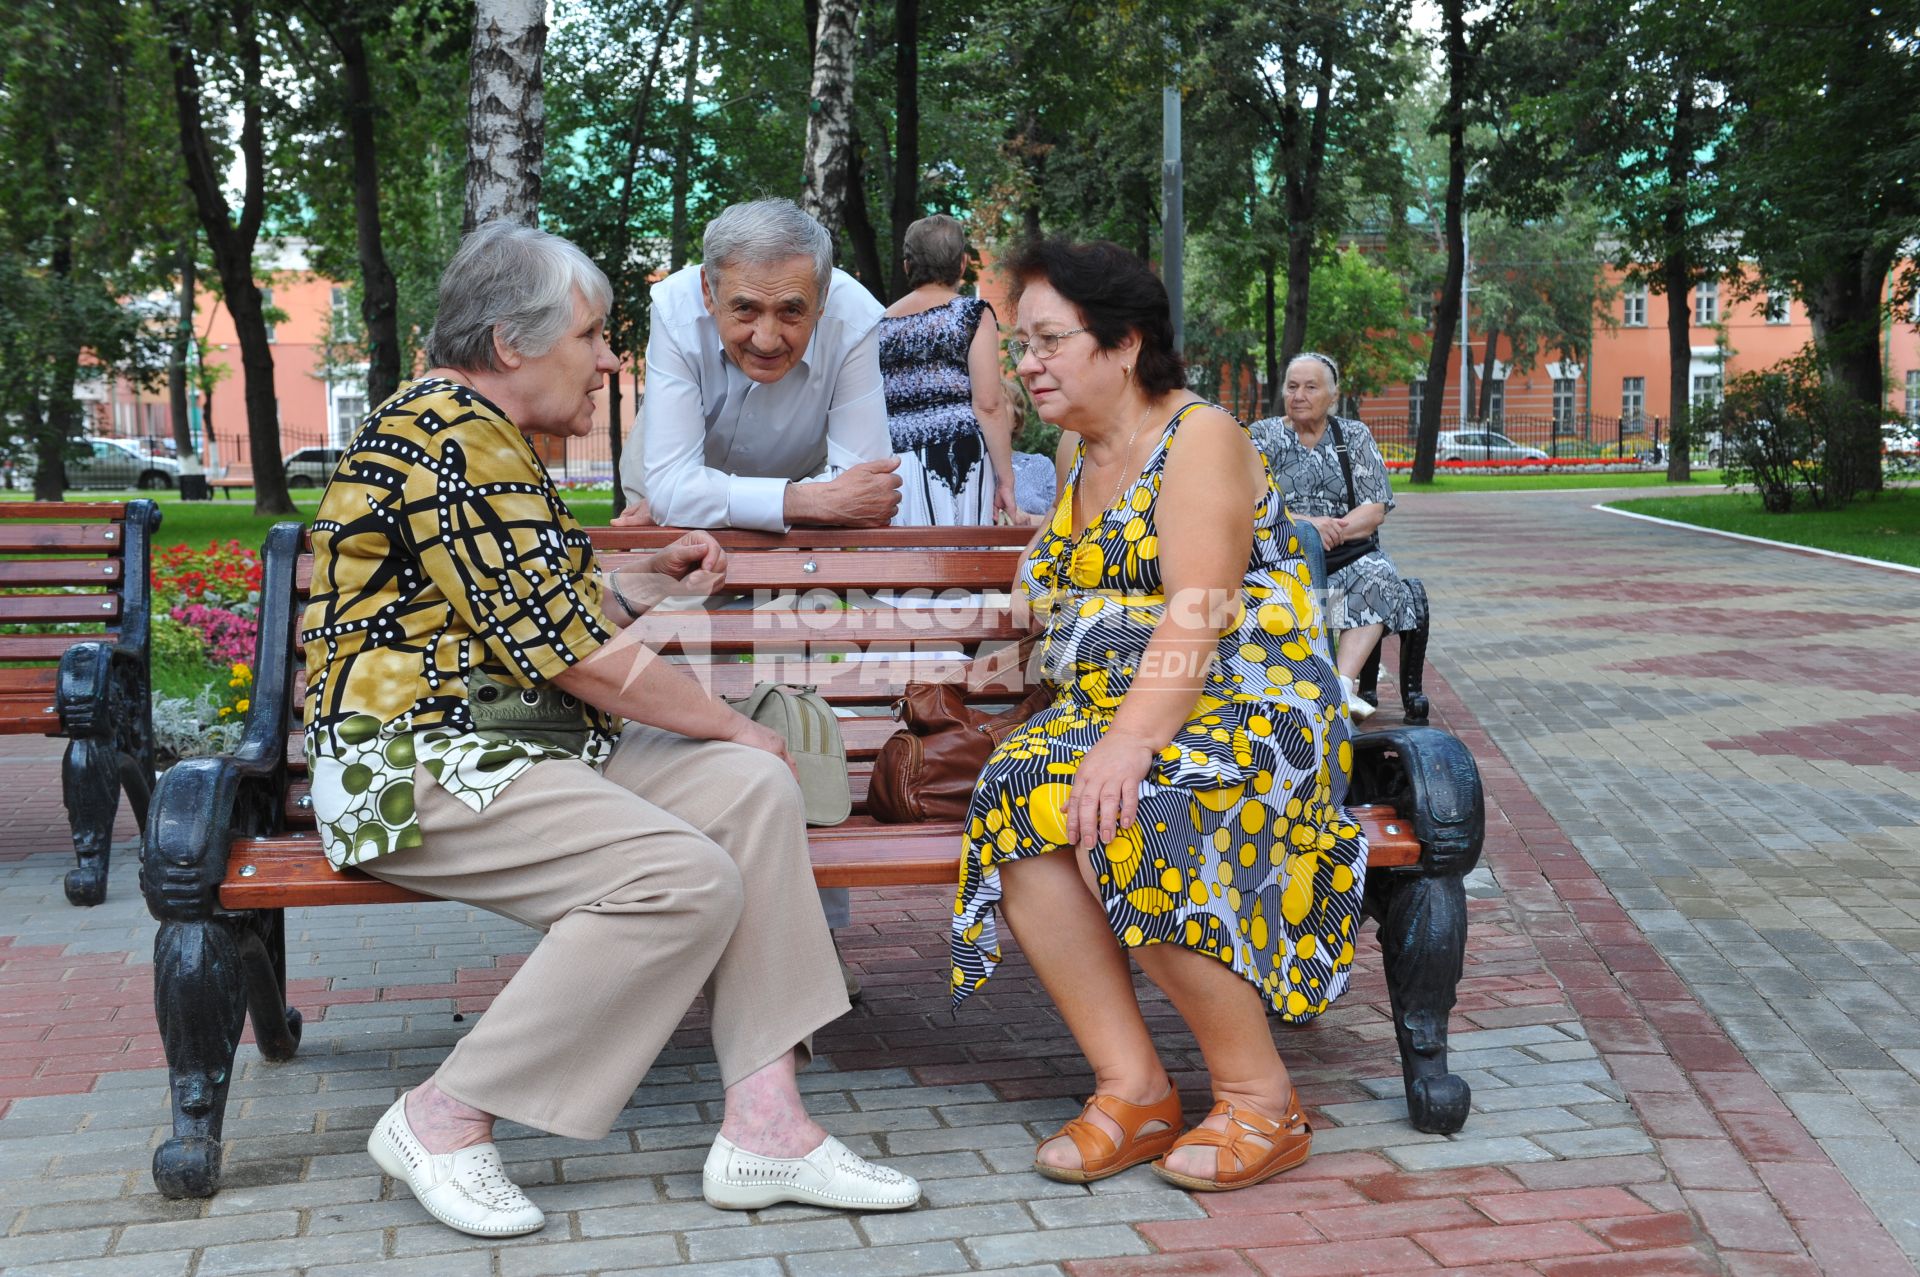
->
xmin=360 ymin=724 xmax=850 ymax=1140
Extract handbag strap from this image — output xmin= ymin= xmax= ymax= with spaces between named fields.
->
xmin=1326 ymin=415 xmax=1361 ymax=516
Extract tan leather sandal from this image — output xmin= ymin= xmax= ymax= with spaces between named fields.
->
xmin=1034 ymin=1087 xmax=1184 ymax=1184
xmin=1150 ymin=1095 xmax=1312 ymax=1191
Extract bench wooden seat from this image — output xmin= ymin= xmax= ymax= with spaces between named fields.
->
xmin=139 ymin=520 xmax=1483 ymax=1200
xmin=0 ymin=500 xmax=161 ymax=905
xmin=209 ymin=462 xmax=253 ymax=498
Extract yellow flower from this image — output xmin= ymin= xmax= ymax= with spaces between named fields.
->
xmin=217 ymin=707 xmax=231 ymax=718
xmin=230 ymin=663 xmax=250 ymax=680
xmin=235 ymin=698 xmax=250 ymax=713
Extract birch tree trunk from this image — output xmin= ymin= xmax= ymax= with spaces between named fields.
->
xmin=800 ymin=0 xmax=860 ymax=238
xmin=465 ymin=0 xmax=547 ymax=230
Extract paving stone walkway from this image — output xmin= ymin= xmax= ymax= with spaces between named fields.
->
xmin=0 ymin=486 xmax=1915 ymax=1275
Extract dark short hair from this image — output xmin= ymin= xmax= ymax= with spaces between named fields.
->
xmin=902 ymin=214 xmax=967 ymax=288
xmin=1005 ymin=238 xmax=1186 ymax=395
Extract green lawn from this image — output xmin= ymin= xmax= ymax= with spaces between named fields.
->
xmin=1397 ymin=468 xmax=1726 ymax=492
xmin=1609 ymin=488 xmax=1920 ymax=567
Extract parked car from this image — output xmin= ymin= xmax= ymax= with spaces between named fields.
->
xmin=1434 ymin=430 xmax=1551 ymax=462
xmin=20 ymin=438 xmax=183 ymax=490
xmin=282 ymin=446 xmax=345 ymax=488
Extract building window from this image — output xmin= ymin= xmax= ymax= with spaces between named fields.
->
xmin=1907 ymin=369 xmax=1920 ymax=423
xmin=1412 ymin=296 xmax=1433 ymax=325
xmin=1692 ymin=372 xmax=1723 ymax=407
xmin=1486 ymin=378 xmax=1506 ymax=423
xmin=262 ymin=286 xmax=276 ymax=344
xmin=1693 ymin=280 xmax=1719 ymax=326
xmin=1552 ymin=377 xmax=1576 ymax=429
xmin=1765 ymin=290 xmax=1791 ymax=324
xmin=1622 ymin=287 xmax=1647 ymax=327
xmin=1409 ymin=379 xmax=1425 ymax=430
xmin=333 ymin=394 xmax=367 ymax=442
xmin=1622 ymin=376 xmax=1645 ymax=426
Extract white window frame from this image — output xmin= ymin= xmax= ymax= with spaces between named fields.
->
xmin=1906 ymin=369 xmax=1920 ymax=424
xmin=1622 ymin=287 xmax=1648 ymax=327
xmin=1622 ymin=376 xmax=1645 ymax=426
xmin=1408 ymin=378 xmax=1426 ymax=430
xmin=262 ymin=286 xmax=277 ymax=344
xmin=1693 ymin=281 xmax=1720 ymax=326
xmin=1765 ymin=290 xmax=1791 ymax=325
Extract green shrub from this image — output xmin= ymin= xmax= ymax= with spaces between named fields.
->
xmin=1707 ymin=350 xmax=1880 ymax=512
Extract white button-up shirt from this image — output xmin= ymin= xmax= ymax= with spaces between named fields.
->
xmin=622 ymin=264 xmax=890 ymax=530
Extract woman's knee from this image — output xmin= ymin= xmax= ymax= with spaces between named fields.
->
xmin=608 ymin=833 xmax=745 ymax=926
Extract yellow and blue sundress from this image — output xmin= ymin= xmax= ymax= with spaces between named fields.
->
xmin=950 ymin=404 xmax=1369 ymax=1021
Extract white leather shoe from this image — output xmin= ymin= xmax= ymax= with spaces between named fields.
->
xmin=1339 ymin=674 xmax=1376 ymax=722
xmin=703 ymin=1133 xmax=921 ymax=1211
xmin=368 ymin=1094 xmax=545 ymax=1237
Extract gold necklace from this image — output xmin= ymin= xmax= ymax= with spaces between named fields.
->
xmin=1084 ymin=401 xmax=1157 ymax=533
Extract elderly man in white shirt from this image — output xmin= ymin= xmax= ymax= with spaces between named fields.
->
xmin=616 ymin=198 xmax=902 ymax=528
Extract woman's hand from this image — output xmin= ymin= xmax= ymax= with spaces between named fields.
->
xmin=646 ymin=530 xmax=726 ymax=596
xmin=719 ymin=712 xmax=799 ymax=781
xmin=1067 ymin=731 xmax=1158 ymax=852
xmin=1301 ymin=514 xmax=1341 ymax=550
xmin=993 ymin=478 xmax=1020 ymax=524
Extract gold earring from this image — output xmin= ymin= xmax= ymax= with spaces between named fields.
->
xmin=1122 ymin=365 xmax=1132 ymax=378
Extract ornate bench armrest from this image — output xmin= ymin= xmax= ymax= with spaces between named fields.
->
xmin=1348 ymin=726 xmax=1483 ymax=877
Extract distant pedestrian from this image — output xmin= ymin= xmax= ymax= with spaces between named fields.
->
xmin=878 ymin=215 xmax=1017 ymax=525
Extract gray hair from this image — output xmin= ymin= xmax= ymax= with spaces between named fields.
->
xmin=1287 ymin=351 xmax=1341 ymax=387
xmin=425 ymin=222 xmax=613 ymax=372
xmin=903 ymin=214 xmax=968 ymax=288
xmin=702 ymin=198 xmax=834 ymax=296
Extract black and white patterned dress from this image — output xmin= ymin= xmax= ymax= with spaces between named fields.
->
xmin=1251 ymin=415 xmax=1419 ymax=633
xmin=879 ymin=295 xmax=996 ymax=526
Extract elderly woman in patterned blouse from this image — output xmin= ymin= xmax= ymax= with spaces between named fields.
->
xmin=301 ymin=223 xmax=919 ymax=1239
xmin=1251 ymin=353 xmax=1420 ymax=722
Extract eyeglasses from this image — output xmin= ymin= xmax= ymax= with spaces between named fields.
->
xmin=1006 ymin=327 xmax=1088 ymax=363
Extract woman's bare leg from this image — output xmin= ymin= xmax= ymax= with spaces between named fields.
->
xmin=1336 ymin=622 xmax=1386 ymax=683
xmin=1132 ymin=941 xmax=1296 ymax=1178
xmin=998 ymin=850 xmax=1173 ymax=1171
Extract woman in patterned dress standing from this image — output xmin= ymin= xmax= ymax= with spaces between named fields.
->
xmin=878 ymin=215 xmax=1017 ymax=525
xmin=949 ymin=238 xmax=1369 ymax=1192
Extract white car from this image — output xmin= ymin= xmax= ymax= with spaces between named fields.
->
xmin=1434 ymin=430 xmax=1550 ymax=462
xmin=9 ymin=438 xmax=182 ymax=490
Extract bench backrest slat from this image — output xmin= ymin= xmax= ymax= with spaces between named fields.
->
xmin=0 ymin=559 xmax=124 ymax=588
xmin=0 ymin=595 xmax=122 ymax=624
xmin=0 ymin=525 xmax=132 ymax=554
xmin=0 ymin=634 xmax=121 ymax=662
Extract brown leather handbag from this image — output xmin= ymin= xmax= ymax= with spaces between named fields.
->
xmin=867 ymin=636 xmax=1050 ymax=824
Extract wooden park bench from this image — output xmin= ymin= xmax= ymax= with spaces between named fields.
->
xmin=0 ymin=500 xmax=161 ymax=906
xmin=209 ymin=462 xmax=253 ymax=499
xmin=138 ymin=521 xmax=1482 ymax=1199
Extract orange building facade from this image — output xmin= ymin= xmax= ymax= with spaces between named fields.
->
xmin=97 ymin=247 xmax=1920 ymax=475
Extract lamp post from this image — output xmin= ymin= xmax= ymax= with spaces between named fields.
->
xmin=1458 ymin=158 xmax=1486 ymax=425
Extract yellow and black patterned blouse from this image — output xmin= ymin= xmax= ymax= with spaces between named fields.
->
xmin=300 ymin=377 xmax=617 ymax=869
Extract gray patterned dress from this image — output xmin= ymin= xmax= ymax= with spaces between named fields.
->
xmin=1250 ymin=415 xmax=1419 ymax=633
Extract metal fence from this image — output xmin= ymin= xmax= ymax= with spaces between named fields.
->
xmin=212 ymin=427 xmax=623 ymax=487
xmin=1358 ymin=413 xmax=1687 ymax=463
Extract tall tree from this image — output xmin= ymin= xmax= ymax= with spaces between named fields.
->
xmin=466 ymin=0 xmax=546 ymax=229
xmin=1411 ymin=0 xmax=1473 ymax=484
xmin=163 ymin=0 xmax=296 ymax=515
xmin=1463 ymin=205 xmax=1612 ymax=420
xmin=0 ymin=0 xmax=174 ymax=499
xmin=800 ymin=0 xmax=861 ymax=236
xmin=1196 ymin=0 xmax=1411 ymax=369
xmin=1536 ymin=0 xmax=1735 ymax=482
xmin=1718 ymin=0 xmax=1920 ymax=495
xmin=886 ymin=0 xmax=919 ymax=300
xmin=297 ymin=0 xmax=404 ymax=405
xmin=668 ymin=0 xmax=706 ymax=271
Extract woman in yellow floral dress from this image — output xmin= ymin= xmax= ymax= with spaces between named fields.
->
xmin=951 ymin=239 xmax=1367 ymax=1193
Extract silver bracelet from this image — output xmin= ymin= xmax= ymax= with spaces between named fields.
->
xmin=606 ymin=569 xmax=646 ymax=618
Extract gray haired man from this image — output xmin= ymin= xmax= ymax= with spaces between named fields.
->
xmin=616 ymin=198 xmax=901 ymax=528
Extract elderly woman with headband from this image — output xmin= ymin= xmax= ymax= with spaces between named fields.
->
xmin=301 ymin=222 xmax=919 ymax=1239
xmin=1251 ymin=353 xmax=1420 ymax=721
